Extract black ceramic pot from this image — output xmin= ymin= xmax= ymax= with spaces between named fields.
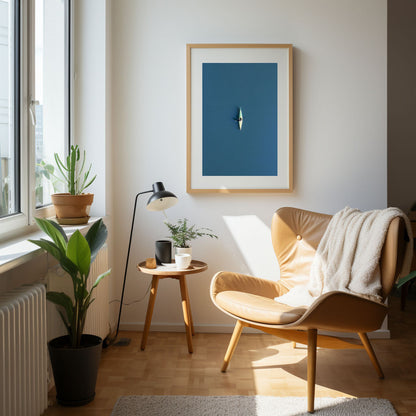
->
xmin=155 ymin=240 xmax=172 ymax=265
xmin=48 ymin=334 xmax=102 ymax=406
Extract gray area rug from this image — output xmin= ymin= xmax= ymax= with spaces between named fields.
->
xmin=111 ymin=395 xmax=397 ymax=416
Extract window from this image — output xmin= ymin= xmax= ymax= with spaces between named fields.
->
xmin=33 ymin=0 xmax=70 ymax=208
xmin=0 ymin=0 xmax=70 ymax=236
xmin=0 ymin=0 xmax=19 ymax=218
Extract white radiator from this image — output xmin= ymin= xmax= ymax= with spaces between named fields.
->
xmin=83 ymin=245 xmax=110 ymax=339
xmin=0 ymin=284 xmax=48 ymax=416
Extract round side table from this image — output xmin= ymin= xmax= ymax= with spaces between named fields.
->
xmin=137 ymin=260 xmax=208 ymax=353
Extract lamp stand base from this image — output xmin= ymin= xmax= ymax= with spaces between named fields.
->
xmin=113 ymin=337 xmax=131 ymax=347
xmin=103 ymin=335 xmax=131 ymax=348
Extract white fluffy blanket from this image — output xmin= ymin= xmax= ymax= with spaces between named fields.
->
xmin=275 ymin=207 xmax=413 ymax=307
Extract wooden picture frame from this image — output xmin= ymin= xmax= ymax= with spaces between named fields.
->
xmin=186 ymin=43 xmax=293 ymax=193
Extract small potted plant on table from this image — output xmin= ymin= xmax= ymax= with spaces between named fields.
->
xmin=29 ymin=218 xmax=110 ymax=406
xmin=164 ymin=218 xmax=218 ymax=258
xmin=48 ymin=145 xmax=96 ymax=225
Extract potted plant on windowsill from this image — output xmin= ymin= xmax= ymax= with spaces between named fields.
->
xmin=29 ymin=218 xmax=110 ymax=406
xmin=47 ymin=145 xmax=97 ymax=225
xmin=164 ymin=218 xmax=218 ymax=258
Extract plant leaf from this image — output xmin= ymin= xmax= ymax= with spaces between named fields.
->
xmin=92 ymin=269 xmax=111 ymax=290
xmin=46 ymin=291 xmax=74 ymax=324
xmin=55 ymin=152 xmax=68 ymax=172
xmin=85 ymin=219 xmax=108 ymax=262
xmin=396 ymin=270 xmax=416 ymax=288
xmin=69 ymin=147 xmax=77 ymax=195
xmin=66 ymin=230 xmax=91 ymax=276
xmin=79 ymin=174 xmax=96 ymax=194
xmin=48 ymin=219 xmax=68 ymax=243
xmin=29 ymin=238 xmax=63 ymax=261
xmin=29 ymin=238 xmax=78 ymax=276
xmin=75 ymin=282 xmax=89 ymax=303
xmin=33 ymin=218 xmax=67 ymax=253
xmin=57 ymin=310 xmax=71 ymax=335
xmin=164 ymin=217 xmax=218 ymax=248
xmin=59 ymin=256 xmax=80 ymax=277
xmin=79 ymin=150 xmax=86 ymax=181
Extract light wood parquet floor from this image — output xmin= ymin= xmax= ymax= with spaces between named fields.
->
xmin=43 ymin=291 xmax=416 ymax=416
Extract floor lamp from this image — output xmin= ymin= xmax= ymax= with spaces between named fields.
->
xmin=111 ymin=181 xmax=178 ymax=346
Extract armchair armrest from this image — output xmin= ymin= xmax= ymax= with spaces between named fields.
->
xmin=210 ymin=271 xmax=288 ymax=301
xmin=289 ymin=291 xmax=388 ymax=333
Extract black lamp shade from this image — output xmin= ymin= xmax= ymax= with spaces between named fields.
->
xmin=146 ymin=182 xmax=178 ymax=212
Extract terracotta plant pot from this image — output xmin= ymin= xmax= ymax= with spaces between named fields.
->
xmin=51 ymin=193 xmax=94 ymax=225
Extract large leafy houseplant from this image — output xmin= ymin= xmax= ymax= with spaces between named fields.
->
xmin=165 ymin=218 xmax=218 ymax=248
xmin=29 ymin=218 xmax=110 ymax=347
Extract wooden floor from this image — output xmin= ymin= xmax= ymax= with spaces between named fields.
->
xmin=43 ymin=291 xmax=416 ymax=416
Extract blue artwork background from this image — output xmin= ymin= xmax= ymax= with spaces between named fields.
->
xmin=202 ymin=63 xmax=278 ymax=176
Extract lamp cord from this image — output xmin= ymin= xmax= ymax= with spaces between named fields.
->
xmin=109 ymin=280 xmax=152 ymax=306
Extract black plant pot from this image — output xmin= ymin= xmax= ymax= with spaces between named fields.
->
xmin=48 ymin=334 xmax=102 ymax=406
xmin=155 ymin=240 xmax=172 ymax=265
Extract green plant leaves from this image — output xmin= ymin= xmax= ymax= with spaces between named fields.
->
xmin=53 ymin=145 xmax=96 ymax=195
xmin=92 ymin=269 xmax=111 ymax=290
xmin=165 ymin=218 xmax=218 ymax=248
xmin=30 ymin=216 xmax=109 ymax=347
xmin=48 ymin=219 xmax=68 ymax=243
xmin=396 ymin=270 xmax=416 ymax=289
xmin=28 ymin=238 xmax=63 ymax=261
xmin=85 ymin=219 xmax=108 ymax=262
xmin=66 ymin=230 xmax=91 ymax=276
xmin=33 ymin=218 xmax=67 ymax=254
xmin=46 ymin=291 xmax=74 ymax=325
xmin=28 ymin=237 xmax=79 ymax=276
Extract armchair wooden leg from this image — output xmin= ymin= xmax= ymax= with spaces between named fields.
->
xmin=307 ymin=329 xmax=317 ymax=414
xmin=358 ymin=332 xmax=384 ymax=379
xmin=221 ymin=320 xmax=244 ymax=372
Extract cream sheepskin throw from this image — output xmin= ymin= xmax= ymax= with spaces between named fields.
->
xmin=275 ymin=207 xmax=413 ymax=308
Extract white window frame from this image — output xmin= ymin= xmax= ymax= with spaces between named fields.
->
xmin=0 ymin=0 xmax=72 ymax=240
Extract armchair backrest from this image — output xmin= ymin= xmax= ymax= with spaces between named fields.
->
xmin=271 ymin=208 xmax=331 ymax=291
xmin=271 ymin=207 xmax=406 ymax=300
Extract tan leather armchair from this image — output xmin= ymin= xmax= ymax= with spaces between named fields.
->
xmin=211 ymin=207 xmax=407 ymax=413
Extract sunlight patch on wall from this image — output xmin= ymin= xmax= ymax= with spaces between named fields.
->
xmin=223 ymin=215 xmax=280 ymax=281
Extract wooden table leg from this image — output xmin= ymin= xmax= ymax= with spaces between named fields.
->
xmin=179 ymin=275 xmax=193 ymax=353
xmin=184 ymin=277 xmax=195 ymax=336
xmin=141 ymin=275 xmax=159 ymax=351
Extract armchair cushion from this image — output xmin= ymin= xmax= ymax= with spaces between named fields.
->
xmin=216 ymin=291 xmax=307 ymax=325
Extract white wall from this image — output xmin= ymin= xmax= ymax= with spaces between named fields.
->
xmin=73 ymin=0 xmax=115 ymax=324
xmin=111 ymin=0 xmax=387 ymax=332
xmin=73 ymin=0 xmax=111 ymax=219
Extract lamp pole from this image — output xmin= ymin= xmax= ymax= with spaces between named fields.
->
xmin=106 ymin=182 xmax=177 ymax=347
xmin=114 ymin=189 xmax=153 ymax=342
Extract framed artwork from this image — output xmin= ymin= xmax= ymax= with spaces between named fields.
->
xmin=186 ymin=44 xmax=293 ymax=193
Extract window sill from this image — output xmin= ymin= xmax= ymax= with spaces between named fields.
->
xmin=0 ymin=217 xmax=101 ymax=275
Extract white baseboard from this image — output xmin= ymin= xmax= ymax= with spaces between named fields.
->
xmin=119 ymin=322 xmax=390 ymax=339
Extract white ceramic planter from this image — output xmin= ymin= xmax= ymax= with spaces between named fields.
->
xmin=175 ymin=246 xmax=192 ymax=260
